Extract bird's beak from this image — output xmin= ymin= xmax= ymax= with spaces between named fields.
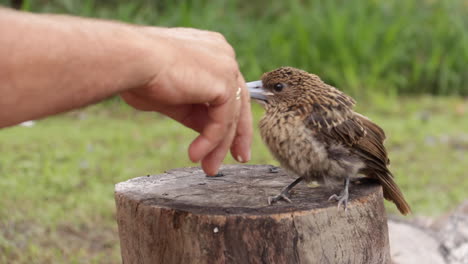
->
xmin=246 ymin=80 xmax=271 ymax=102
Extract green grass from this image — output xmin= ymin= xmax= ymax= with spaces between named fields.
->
xmin=1 ymin=96 xmax=467 ymax=263
xmin=0 ymin=0 xmax=467 ymax=95
xmin=0 ymin=0 xmax=467 ymax=262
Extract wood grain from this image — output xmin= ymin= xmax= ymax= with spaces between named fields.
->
xmin=115 ymin=165 xmax=391 ymax=264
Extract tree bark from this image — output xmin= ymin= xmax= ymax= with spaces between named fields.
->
xmin=115 ymin=165 xmax=391 ymax=264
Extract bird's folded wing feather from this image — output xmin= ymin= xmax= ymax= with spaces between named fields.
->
xmin=305 ymin=104 xmax=390 ymax=174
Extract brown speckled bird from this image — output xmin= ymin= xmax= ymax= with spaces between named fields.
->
xmin=247 ymin=66 xmax=411 ymax=215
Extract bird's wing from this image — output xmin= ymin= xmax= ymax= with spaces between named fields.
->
xmin=306 ymin=106 xmax=389 ymax=171
xmin=305 ymin=107 xmax=411 ymax=214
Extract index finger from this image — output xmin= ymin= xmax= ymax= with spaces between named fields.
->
xmin=188 ymin=82 xmax=239 ymax=175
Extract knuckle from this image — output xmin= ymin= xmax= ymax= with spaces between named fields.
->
xmin=224 ymin=58 xmax=239 ymax=75
xmin=225 ymin=45 xmax=236 ymax=57
xmin=211 ymin=32 xmax=226 ymax=41
xmin=212 ymin=84 xmax=230 ymax=104
xmin=208 ymin=32 xmax=235 ymax=57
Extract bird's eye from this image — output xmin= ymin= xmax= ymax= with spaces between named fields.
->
xmin=274 ymin=83 xmax=284 ymax=92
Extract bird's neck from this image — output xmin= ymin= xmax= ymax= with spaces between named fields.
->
xmin=265 ymin=103 xmax=311 ymax=119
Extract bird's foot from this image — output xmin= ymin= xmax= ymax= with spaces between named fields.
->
xmin=268 ymin=166 xmax=280 ymax=173
xmin=268 ymin=191 xmax=292 ymax=205
xmin=267 ymin=177 xmax=303 ymax=205
xmin=328 ymin=189 xmax=349 ymax=211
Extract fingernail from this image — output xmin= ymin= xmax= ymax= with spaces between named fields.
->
xmin=244 ymin=149 xmax=251 ymax=162
xmin=237 ymin=155 xmax=243 ymax=163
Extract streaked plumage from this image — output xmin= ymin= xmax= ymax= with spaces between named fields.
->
xmin=247 ymin=67 xmax=411 ymax=215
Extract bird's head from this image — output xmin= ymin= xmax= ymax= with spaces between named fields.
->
xmin=247 ymin=66 xmax=354 ymax=111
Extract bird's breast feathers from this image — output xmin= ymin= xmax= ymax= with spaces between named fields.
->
xmin=259 ymin=110 xmax=365 ymax=185
xmin=259 ymin=112 xmax=330 ymax=177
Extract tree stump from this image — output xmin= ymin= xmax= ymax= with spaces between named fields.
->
xmin=115 ymin=165 xmax=391 ymax=264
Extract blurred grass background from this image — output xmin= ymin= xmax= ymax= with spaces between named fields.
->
xmin=5 ymin=0 xmax=468 ymax=96
xmin=0 ymin=0 xmax=467 ymax=263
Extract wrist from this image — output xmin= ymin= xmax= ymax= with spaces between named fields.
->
xmin=106 ymin=25 xmax=170 ymax=94
xmin=40 ymin=13 xmax=169 ymax=96
xmin=75 ymin=19 xmax=169 ymax=95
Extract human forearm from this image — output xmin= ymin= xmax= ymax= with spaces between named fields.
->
xmin=0 ymin=7 xmax=252 ymax=174
xmin=0 ymin=8 xmax=160 ymax=127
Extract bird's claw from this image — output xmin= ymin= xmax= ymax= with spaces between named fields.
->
xmin=268 ymin=192 xmax=292 ymax=205
xmin=328 ymin=192 xmax=349 ymax=212
xmin=267 ymin=177 xmax=303 ymax=205
xmin=269 ymin=166 xmax=280 ymax=173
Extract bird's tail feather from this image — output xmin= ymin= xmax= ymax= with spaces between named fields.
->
xmin=378 ymin=173 xmax=411 ymax=215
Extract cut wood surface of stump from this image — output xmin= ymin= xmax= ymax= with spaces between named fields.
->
xmin=115 ymin=165 xmax=391 ymax=264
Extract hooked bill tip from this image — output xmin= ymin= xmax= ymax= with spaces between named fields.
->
xmin=246 ymin=80 xmax=269 ymax=101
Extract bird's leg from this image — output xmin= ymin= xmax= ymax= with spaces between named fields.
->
xmin=328 ymin=176 xmax=350 ymax=211
xmin=268 ymin=177 xmax=303 ymax=205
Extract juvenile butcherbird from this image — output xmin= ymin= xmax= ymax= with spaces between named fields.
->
xmin=247 ymin=67 xmax=411 ymax=215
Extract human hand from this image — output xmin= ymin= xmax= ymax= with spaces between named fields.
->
xmin=0 ymin=8 xmax=252 ymax=175
xmin=121 ymin=27 xmax=252 ymax=175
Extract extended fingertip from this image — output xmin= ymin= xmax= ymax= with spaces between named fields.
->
xmin=241 ymin=149 xmax=251 ymax=163
xmin=202 ymin=159 xmax=220 ymax=176
xmin=188 ymin=136 xmax=211 ymax=163
xmin=235 ymin=148 xmax=250 ymax=163
xmin=188 ymin=144 xmax=201 ymax=163
xmin=231 ymin=135 xmax=252 ymax=163
xmin=242 ymin=134 xmax=252 ymax=163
